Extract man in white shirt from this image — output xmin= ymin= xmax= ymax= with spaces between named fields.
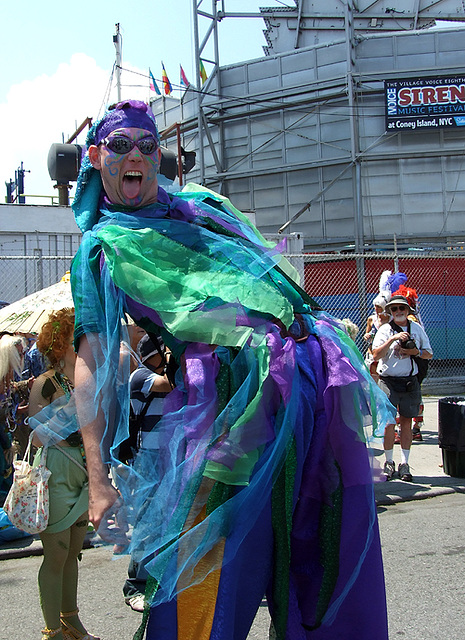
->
xmin=372 ymin=295 xmax=433 ymax=481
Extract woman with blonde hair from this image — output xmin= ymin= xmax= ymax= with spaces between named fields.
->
xmin=0 ymin=333 xmax=23 ymax=383
xmin=29 ymin=309 xmax=99 ymax=640
xmin=0 ymin=333 xmax=25 ymax=496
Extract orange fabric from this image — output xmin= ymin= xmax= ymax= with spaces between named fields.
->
xmin=176 ymin=501 xmax=225 ymax=640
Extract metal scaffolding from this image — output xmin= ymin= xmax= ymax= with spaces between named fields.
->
xmin=154 ymin=1 xmax=465 ymax=250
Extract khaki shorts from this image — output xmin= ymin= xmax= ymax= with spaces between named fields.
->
xmin=378 ymin=376 xmax=421 ymax=419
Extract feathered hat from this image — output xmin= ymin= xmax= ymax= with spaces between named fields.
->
xmin=392 ymin=284 xmax=418 ymax=311
xmin=373 ymin=270 xmax=407 ymax=309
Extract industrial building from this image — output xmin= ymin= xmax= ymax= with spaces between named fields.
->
xmin=154 ymin=0 xmax=465 ymax=252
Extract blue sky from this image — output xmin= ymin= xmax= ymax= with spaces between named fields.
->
xmin=0 ymin=0 xmax=286 ymax=202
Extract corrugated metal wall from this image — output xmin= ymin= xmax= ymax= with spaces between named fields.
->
xmin=154 ymin=25 xmax=465 ymax=251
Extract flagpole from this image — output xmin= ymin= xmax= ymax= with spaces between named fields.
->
xmin=192 ymin=0 xmax=205 ymax=184
xmin=113 ymin=23 xmax=122 ymax=102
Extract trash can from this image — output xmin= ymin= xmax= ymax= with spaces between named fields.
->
xmin=438 ymin=396 xmax=465 ymax=478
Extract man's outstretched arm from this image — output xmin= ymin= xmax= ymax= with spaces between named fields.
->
xmin=74 ymin=333 xmax=119 ymax=529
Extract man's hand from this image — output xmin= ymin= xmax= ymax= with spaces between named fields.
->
xmin=95 ymin=493 xmax=130 ymax=547
xmin=88 ymin=480 xmax=119 ymax=531
xmin=372 ymin=331 xmax=409 ymax=361
xmin=16 ymin=404 xmax=29 ymax=414
xmin=399 ymin=345 xmax=419 ymax=357
xmin=75 ymin=334 xmax=118 ymax=531
xmin=393 ymin=331 xmax=410 ymax=344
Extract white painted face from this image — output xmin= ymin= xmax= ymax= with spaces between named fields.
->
xmin=89 ymin=127 xmax=161 ymax=208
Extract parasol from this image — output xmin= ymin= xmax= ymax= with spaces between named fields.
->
xmin=0 ymin=272 xmax=74 ymax=335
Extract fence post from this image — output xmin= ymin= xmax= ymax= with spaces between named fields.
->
xmin=34 ymin=248 xmax=43 ymax=292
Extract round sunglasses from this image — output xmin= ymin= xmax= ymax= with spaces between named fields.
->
xmin=389 ymin=305 xmax=407 ymax=312
xmin=102 ymin=135 xmax=158 ymax=156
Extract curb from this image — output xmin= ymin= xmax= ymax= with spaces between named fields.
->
xmin=0 ymin=530 xmax=99 ymax=561
xmin=376 ymin=484 xmax=465 ymax=507
xmin=3 ymin=485 xmax=465 ymax=560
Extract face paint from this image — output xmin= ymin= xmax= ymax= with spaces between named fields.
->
xmin=97 ymin=127 xmax=160 ymax=207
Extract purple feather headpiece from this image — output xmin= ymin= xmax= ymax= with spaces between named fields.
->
xmin=387 ymin=271 xmax=407 ymax=293
xmin=94 ymin=100 xmax=159 ymax=145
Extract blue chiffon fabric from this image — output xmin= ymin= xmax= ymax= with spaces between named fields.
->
xmin=30 ymin=183 xmax=394 ymax=638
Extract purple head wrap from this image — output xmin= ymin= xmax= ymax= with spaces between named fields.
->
xmin=73 ymin=99 xmax=161 ymax=233
xmin=94 ymin=100 xmax=159 ymax=145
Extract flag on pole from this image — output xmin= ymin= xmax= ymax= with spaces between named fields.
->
xmin=149 ymin=68 xmax=161 ymax=95
xmin=161 ymin=62 xmax=172 ymax=95
xmin=180 ymin=65 xmax=190 ymax=88
xmin=199 ymin=59 xmax=208 ymax=86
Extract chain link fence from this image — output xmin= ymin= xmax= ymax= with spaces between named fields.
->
xmin=0 ymin=256 xmax=74 ymax=304
xmin=287 ymin=251 xmax=465 ymax=390
xmin=1 ymin=252 xmax=464 ymax=389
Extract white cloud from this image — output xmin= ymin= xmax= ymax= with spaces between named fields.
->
xmin=0 ymin=53 xmax=150 ymax=204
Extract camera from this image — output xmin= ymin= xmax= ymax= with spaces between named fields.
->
xmin=400 ymin=338 xmax=416 ymax=350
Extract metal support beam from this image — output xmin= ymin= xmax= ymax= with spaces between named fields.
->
xmin=113 ymin=24 xmax=122 ymax=102
xmin=345 ymin=0 xmax=364 ymax=252
xmin=192 ymin=1 xmax=286 ymax=188
xmin=66 ymin=117 xmax=93 ymax=144
xmin=193 ymin=0 xmax=205 ymax=182
xmin=201 ymin=111 xmax=222 ymax=172
xmin=294 ymin=0 xmax=304 ymax=49
xmin=413 ymin=0 xmax=421 ymax=30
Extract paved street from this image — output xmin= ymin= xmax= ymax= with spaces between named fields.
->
xmin=2 ymin=493 xmax=465 ymax=640
xmin=0 ymin=545 xmax=138 ymax=640
xmin=379 ymin=492 xmax=465 ymax=640
xmin=1 ymin=395 xmax=465 ymax=639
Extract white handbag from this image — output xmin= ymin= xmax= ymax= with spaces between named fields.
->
xmin=3 ymin=432 xmax=51 ymax=534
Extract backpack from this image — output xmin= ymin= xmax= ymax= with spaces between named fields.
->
xmin=117 ymin=391 xmax=156 ymax=464
xmin=414 ymin=355 xmax=429 ymax=385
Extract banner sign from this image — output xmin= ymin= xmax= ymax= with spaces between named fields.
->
xmin=384 ymin=76 xmax=465 ymax=131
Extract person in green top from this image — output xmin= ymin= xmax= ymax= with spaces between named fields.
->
xmin=29 ymin=309 xmax=98 ymax=640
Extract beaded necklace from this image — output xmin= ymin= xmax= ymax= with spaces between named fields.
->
xmin=54 ymin=371 xmax=87 ymax=468
xmin=53 ymin=371 xmax=73 ymax=399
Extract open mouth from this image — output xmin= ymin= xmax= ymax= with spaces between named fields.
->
xmin=122 ymin=171 xmax=143 ymax=200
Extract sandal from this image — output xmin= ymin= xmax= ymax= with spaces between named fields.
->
xmin=60 ymin=610 xmax=100 ymax=640
xmin=41 ymin=628 xmax=62 ymax=640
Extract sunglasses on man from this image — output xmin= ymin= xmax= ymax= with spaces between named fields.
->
xmin=389 ymin=305 xmax=407 ymax=312
xmin=102 ymin=135 xmax=158 ymax=155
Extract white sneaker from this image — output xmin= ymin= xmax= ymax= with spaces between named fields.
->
xmin=125 ymin=594 xmax=145 ymax=612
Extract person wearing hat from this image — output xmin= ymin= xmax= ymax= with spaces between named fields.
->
xmin=54 ymin=99 xmax=396 ymax=639
xmin=392 ymin=284 xmax=426 ymax=441
xmin=363 ymin=294 xmax=391 ymax=382
xmin=372 ymin=294 xmax=433 ymax=481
